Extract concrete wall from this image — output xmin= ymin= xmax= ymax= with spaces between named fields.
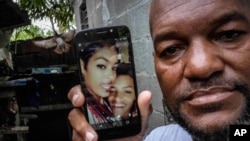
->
xmin=73 ymin=0 xmax=166 ymax=134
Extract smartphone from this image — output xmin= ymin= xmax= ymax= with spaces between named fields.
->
xmin=74 ymin=25 xmax=141 ymax=140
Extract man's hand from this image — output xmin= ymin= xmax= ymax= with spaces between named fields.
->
xmin=68 ymin=85 xmax=152 ymax=141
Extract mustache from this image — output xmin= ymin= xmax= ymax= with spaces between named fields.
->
xmin=176 ymin=74 xmax=249 ymax=102
xmin=165 ymin=74 xmax=250 ymax=141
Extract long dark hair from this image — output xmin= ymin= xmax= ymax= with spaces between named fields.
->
xmin=116 ymin=63 xmax=133 ymax=78
xmin=79 ymin=39 xmax=118 ymax=69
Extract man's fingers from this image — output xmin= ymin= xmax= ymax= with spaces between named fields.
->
xmin=112 ymin=91 xmax=152 ymax=141
xmin=68 ymin=87 xmax=152 ymax=141
xmin=68 ymin=85 xmax=85 ymax=107
xmin=138 ymin=90 xmax=153 ymax=136
xmin=72 ymin=130 xmax=84 ymax=141
xmin=68 ymin=86 xmax=97 ymax=141
xmin=68 ymin=108 xmax=98 ymax=141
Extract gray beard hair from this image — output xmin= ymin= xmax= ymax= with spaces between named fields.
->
xmin=168 ymin=79 xmax=250 ymax=141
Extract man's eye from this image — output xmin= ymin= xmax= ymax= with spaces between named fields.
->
xmin=97 ymin=64 xmax=106 ymax=70
xmin=160 ymin=46 xmax=183 ymax=58
xmin=166 ymin=47 xmax=178 ymax=54
xmin=214 ymin=30 xmax=246 ymax=42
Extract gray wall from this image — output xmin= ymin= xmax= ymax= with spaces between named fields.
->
xmin=73 ymin=0 xmax=166 ymax=134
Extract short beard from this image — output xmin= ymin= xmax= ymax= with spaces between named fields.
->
xmin=169 ymin=77 xmax=250 ymax=141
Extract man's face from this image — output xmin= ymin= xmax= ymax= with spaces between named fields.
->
xmin=151 ymin=0 xmax=250 ymax=140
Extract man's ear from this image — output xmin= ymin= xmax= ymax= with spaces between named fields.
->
xmin=80 ymin=59 xmax=86 ymax=76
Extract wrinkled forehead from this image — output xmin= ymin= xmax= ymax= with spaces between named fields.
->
xmin=150 ymin=0 xmax=192 ymax=18
xmin=150 ymin=0 xmax=249 ymax=28
xmin=151 ymin=0 xmax=228 ymax=20
xmin=150 ymin=0 xmax=211 ymax=30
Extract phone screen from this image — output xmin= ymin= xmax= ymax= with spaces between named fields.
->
xmin=74 ymin=26 xmax=141 ymax=139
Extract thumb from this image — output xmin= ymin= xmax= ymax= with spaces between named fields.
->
xmin=138 ymin=90 xmax=153 ymax=137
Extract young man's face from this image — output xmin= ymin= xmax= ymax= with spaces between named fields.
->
xmin=109 ymin=75 xmax=135 ymax=119
xmin=151 ymin=0 xmax=250 ymax=140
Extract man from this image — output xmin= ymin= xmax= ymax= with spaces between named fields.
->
xmin=68 ymin=0 xmax=250 ymax=140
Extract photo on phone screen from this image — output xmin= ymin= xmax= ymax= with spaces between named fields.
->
xmin=74 ymin=26 xmax=141 ymax=139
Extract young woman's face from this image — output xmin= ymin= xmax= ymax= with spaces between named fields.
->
xmin=82 ymin=46 xmax=118 ymax=98
xmin=108 ymin=75 xmax=136 ymax=119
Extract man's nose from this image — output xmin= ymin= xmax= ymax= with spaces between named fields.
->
xmin=183 ymin=39 xmax=224 ymax=79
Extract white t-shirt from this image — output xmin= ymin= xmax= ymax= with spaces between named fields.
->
xmin=144 ymin=124 xmax=193 ymax=141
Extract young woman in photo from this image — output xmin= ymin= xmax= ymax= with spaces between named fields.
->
xmin=79 ymin=40 xmax=118 ymax=127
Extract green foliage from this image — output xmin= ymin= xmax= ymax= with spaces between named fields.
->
xmin=19 ymin=0 xmax=74 ymax=31
xmin=11 ymin=0 xmax=75 ymax=41
xmin=11 ymin=25 xmax=52 ymax=41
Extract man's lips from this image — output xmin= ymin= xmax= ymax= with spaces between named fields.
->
xmin=185 ymin=86 xmax=236 ymax=106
